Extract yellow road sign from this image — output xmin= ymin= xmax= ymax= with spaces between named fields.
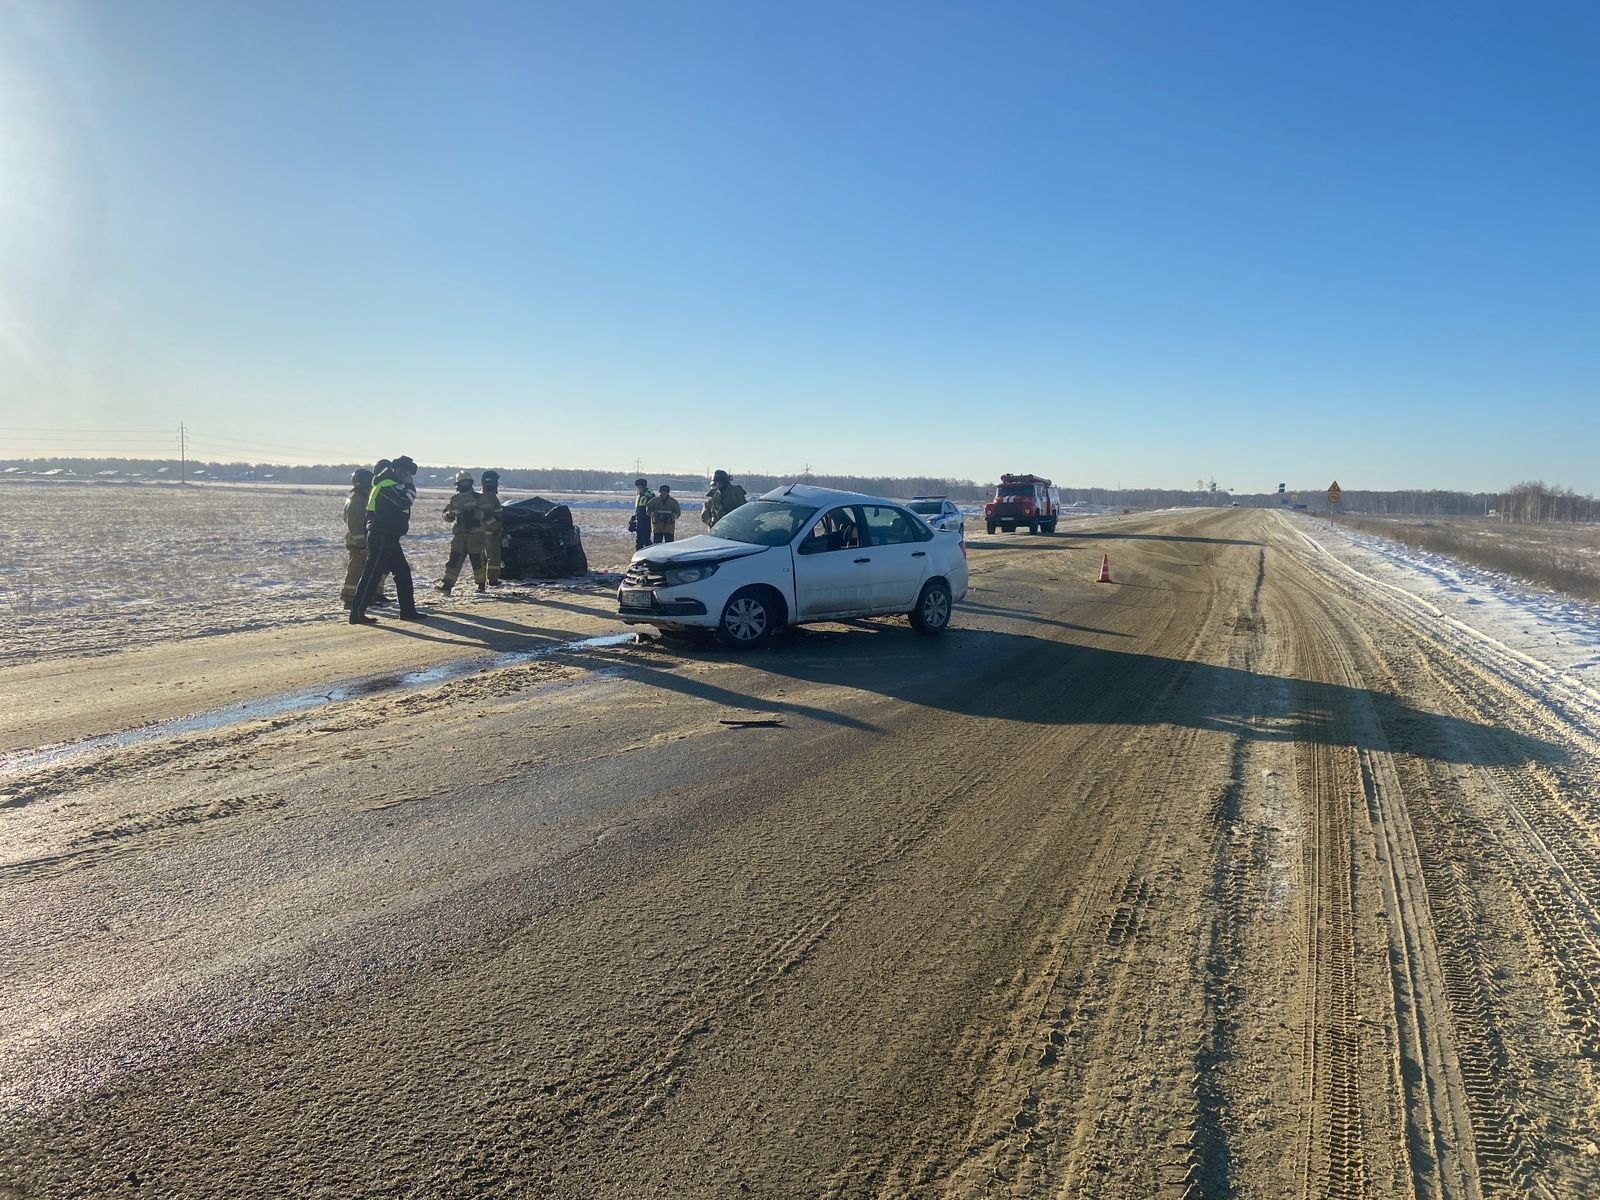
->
xmin=1328 ymin=481 xmax=1342 ymax=505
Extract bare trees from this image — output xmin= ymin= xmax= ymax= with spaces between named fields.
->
xmin=1498 ymin=482 xmax=1599 ymax=524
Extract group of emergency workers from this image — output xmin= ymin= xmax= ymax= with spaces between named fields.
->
xmin=344 ymin=462 xmax=753 ymax=619
xmin=340 ymin=458 xmax=507 ymax=626
xmin=438 ymin=469 xmax=505 ymax=594
xmin=342 ymin=455 xmax=428 ymax=625
xmin=627 ymin=469 xmax=748 ymax=552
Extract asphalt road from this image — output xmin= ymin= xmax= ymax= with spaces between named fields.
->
xmin=4 ymin=509 xmax=1598 ymax=1199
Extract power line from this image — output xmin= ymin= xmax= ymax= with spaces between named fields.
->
xmin=0 ymin=426 xmax=172 ymax=434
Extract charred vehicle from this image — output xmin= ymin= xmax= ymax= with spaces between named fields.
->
xmin=500 ymin=497 xmax=589 ymax=580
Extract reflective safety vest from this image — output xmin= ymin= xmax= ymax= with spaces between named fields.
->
xmin=367 ymin=478 xmax=403 ymax=512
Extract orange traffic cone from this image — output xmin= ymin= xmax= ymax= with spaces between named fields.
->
xmin=1096 ymin=553 xmax=1112 ymax=583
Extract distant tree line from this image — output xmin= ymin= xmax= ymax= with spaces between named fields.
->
xmin=1330 ymin=490 xmax=1498 ymax=516
xmin=1495 ymin=481 xmax=1599 ymax=524
xmin=0 ymin=457 xmax=993 ymax=501
xmin=7 ymin=458 xmax=1595 ymax=521
xmin=1329 ymin=484 xmax=1598 ymax=521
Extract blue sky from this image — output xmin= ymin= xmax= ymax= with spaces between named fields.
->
xmin=2 ymin=1 xmax=1595 ymax=491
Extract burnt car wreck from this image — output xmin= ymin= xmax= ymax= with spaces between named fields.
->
xmin=500 ymin=497 xmax=589 ymax=580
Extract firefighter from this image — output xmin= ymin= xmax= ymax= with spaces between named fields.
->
xmin=627 ymin=477 xmax=655 ymax=552
xmin=480 ymin=469 xmax=505 ymax=586
xmin=646 ymin=484 xmax=681 ymax=543
xmin=350 ymin=455 xmax=425 ymax=623
xmin=440 ymin=470 xmax=488 ymax=595
xmin=700 ymin=469 xmax=748 ymax=528
xmin=340 ymin=469 xmax=391 ymax=609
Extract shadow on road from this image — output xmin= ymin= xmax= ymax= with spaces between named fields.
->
xmin=617 ymin=625 xmax=1559 ymax=770
xmin=966 ymin=539 xmax=1078 ymax=552
xmin=957 ymin=600 xmax=1130 ymax=638
xmin=1071 ymin=532 xmax=1263 ymax=547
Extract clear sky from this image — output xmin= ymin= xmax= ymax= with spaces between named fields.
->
xmin=2 ymin=0 xmax=1596 ymax=492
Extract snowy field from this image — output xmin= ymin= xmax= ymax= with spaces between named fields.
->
xmin=0 ymin=482 xmax=642 ymax=665
xmin=1292 ymin=513 xmax=1600 ymax=727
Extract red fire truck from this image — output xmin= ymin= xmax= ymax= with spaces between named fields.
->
xmin=985 ymin=474 xmax=1060 ymax=534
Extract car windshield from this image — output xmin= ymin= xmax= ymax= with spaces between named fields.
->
xmin=997 ymin=487 xmax=1034 ymax=499
xmin=908 ymin=501 xmax=944 ymax=514
xmin=710 ymin=500 xmax=820 ymax=546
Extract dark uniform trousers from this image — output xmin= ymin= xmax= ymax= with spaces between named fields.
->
xmin=353 ymin=532 xmax=416 ymax=615
xmin=633 ymin=502 xmax=652 ymax=551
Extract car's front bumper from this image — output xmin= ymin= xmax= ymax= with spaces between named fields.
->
xmin=617 ymin=587 xmax=712 ymax=626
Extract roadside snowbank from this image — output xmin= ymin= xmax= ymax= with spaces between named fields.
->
xmin=1291 ymin=514 xmax=1600 ymax=728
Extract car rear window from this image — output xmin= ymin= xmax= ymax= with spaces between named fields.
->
xmin=908 ymin=501 xmax=943 ymax=514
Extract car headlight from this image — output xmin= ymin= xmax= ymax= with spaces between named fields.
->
xmin=663 ymin=563 xmax=718 ymax=587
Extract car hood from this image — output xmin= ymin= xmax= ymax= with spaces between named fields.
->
xmin=630 ymin=535 xmax=770 ymax=566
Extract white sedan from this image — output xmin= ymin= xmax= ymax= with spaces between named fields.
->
xmin=906 ymin=496 xmax=965 ymax=533
xmin=618 ymin=485 xmax=970 ymax=648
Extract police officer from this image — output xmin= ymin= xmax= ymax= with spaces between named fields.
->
xmin=439 ymin=470 xmax=488 ymax=595
xmin=480 ymin=469 xmax=505 ymax=586
xmin=646 ymin=484 xmax=681 ymax=543
xmin=700 ymin=469 xmax=748 ymax=528
xmin=350 ymin=455 xmax=425 ymax=623
xmin=627 ymin=477 xmax=655 ymax=552
xmin=340 ymin=469 xmax=391 ymax=609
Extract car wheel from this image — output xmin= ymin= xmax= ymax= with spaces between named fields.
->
xmin=909 ymin=579 xmax=952 ymax=635
xmin=1028 ymin=522 xmax=1039 ymax=534
xmin=986 ymin=522 xmax=995 ymax=534
xmin=716 ymin=588 xmax=777 ymax=649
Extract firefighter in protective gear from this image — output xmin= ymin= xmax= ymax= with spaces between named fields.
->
xmin=646 ymin=484 xmax=681 ymax=543
xmin=480 ymin=469 xmax=505 ymax=585
xmin=350 ymin=455 xmax=424 ymax=623
xmin=440 ymin=471 xmax=488 ymax=594
xmin=627 ymin=477 xmax=655 ymax=552
xmin=700 ymin=469 xmax=747 ymax=528
xmin=341 ymin=469 xmax=391 ymax=608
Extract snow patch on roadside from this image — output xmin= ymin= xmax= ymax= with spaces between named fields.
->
xmin=1290 ymin=515 xmax=1600 ymax=732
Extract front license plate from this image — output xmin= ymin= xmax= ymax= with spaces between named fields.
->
xmin=619 ymin=588 xmax=655 ymax=608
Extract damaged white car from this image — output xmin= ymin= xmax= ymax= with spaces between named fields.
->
xmin=618 ymin=485 xmax=969 ymax=648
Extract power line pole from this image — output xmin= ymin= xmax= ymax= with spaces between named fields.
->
xmin=179 ymin=422 xmax=187 ymax=484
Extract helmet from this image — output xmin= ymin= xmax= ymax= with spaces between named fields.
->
xmin=658 ymin=483 xmax=671 ymax=493
xmin=482 ymin=469 xmax=500 ymax=488
xmin=391 ymin=455 xmax=417 ymax=475
xmin=455 ymin=470 xmax=473 ymax=486
xmin=374 ymin=459 xmax=391 ymax=473
xmin=351 ymin=468 xmax=373 ymax=487
xmin=713 ymin=469 xmax=730 ymax=483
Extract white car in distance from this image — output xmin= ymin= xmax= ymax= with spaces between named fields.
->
xmin=618 ymin=485 xmax=970 ymax=648
xmin=906 ymin=496 xmax=965 ymax=534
